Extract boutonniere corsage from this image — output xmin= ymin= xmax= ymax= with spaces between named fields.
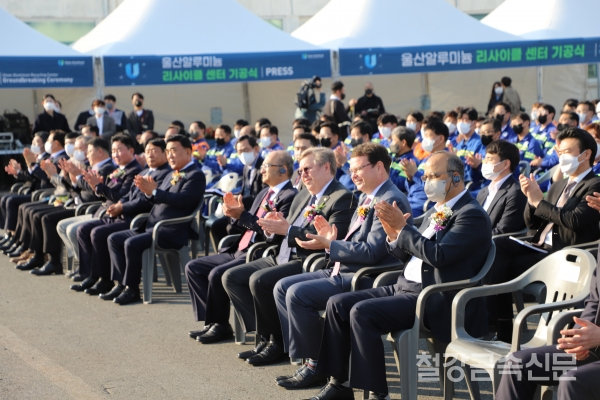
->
xmin=109 ymin=168 xmax=125 ymax=182
xmin=356 ymin=199 xmax=376 ymax=222
xmin=170 ymin=170 xmax=186 ymax=186
xmin=263 ymin=199 xmax=275 ymax=212
xmin=53 ymin=195 xmax=69 ymax=207
xmin=430 ymin=205 xmax=453 ymax=232
xmin=303 ymin=197 xmax=328 ymax=224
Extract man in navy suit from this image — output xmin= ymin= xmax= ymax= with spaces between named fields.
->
xmin=304 ymin=152 xmax=491 ymax=400
xmin=185 ymin=150 xmax=296 ymax=342
xmin=107 ymin=135 xmax=206 ymax=305
xmin=71 ymin=138 xmax=172 ymax=295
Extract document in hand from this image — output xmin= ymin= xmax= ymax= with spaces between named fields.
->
xmin=509 ymin=236 xmax=548 ymax=254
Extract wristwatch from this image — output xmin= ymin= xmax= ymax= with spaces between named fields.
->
xmin=152 ymin=189 xmax=157 ymax=196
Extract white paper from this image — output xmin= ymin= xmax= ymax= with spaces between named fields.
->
xmin=558 ymin=265 xmax=580 ymax=283
xmin=404 ymin=256 xmax=423 ymax=283
xmin=509 ymin=236 xmax=548 ymax=254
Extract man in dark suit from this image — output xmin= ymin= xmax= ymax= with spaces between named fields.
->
xmin=86 ymin=99 xmax=117 ymax=142
xmin=491 ymin=127 xmax=600 ymax=342
xmin=126 ymin=92 xmax=154 ymax=142
xmin=107 ymin=135 xmax=205 ymax=305
xmin=270 ymin=143 xmax=413 ymax=385
xmin=218 ymin=148 xmax=356 ymax=360
xmin=208 ymin=135 xmax=265 ymax=247
xmin=323 ymin=81 xmax=351 ymax=127
xmin=476 ymin=140 xmax=527 ymax=235
xmin=303 ymin=151 xmax=491 ymax=400
xmin=70 ymin=139 xmax=171 ymax=295
xmin=185 ymin=150 xmax=296 ymax=341
xmin=31 ymin=95 xmax=71 ymax=134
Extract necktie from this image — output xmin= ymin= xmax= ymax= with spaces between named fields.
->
xmin=277 ymin=195 xmax=317 ymax=264
xmin=536 ymin=181 xmax=577 ymax=246
xmin=238 ymin=189 xmax=274 ymax=251
xmin=331 ymin=197 xmax=372 ymax=276
xmin=243 ymin=168 xmax=252 ymax=197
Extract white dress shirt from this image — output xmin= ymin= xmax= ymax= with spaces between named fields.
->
xmin=483 ymin=174 xmax=512 ymax=211
xmin=96 ymin=114 xmax=104 ymax=134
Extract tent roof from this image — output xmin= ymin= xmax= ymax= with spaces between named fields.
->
xmin=291 ymin=0 xmax=520 ymax=50
xmin=72 ymin=0 xmax=323 ymax=56
xmin=0 ymin=5 xmax=83 ymax=56
xmin=482 ymin=0 xmax=600 ymax=40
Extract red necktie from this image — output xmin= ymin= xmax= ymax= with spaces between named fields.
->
xmin=331 ymin=197 xmax=372 ymax=276
xmin=238 ymin=189 xmax=274 ymax=251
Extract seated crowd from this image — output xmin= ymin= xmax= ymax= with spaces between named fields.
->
xmin=4 ymin=86 xmax=600 ymax=400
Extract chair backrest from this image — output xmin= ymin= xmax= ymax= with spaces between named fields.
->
xmin=519 ymin=160 xmax=531 ymax=177
xmin=520 ymin=249 xmax=595 ymax=347
xmin=189 ymin=201 xmax=204 ymax=235
xmin=214 ymin=172 xmax=240 ymax=192
xmin=535 ymin=164 xmax=559 ymax=185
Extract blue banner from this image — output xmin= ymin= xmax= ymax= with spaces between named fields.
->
xmin=103 ymin=50 xmax=331 ymax=86
xmin=340 ymin=37 xmax=600 ymax=76
xmin=0 ymin=57 xmax=94 ymax=88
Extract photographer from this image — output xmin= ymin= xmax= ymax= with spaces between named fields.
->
xmin=294 ymin=76 xmax=325 ymax=123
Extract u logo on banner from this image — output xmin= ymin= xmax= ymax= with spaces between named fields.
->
xmin=364 ymin=54 xmax=377 ymax=69
xmin=125 ymin=63 xmax=140 ymax=79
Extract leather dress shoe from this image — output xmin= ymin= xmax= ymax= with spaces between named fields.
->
xmin=238 ymin=340 xmax=267 ymax=360
xmin=99 ymin=284 xmax=125 ymax=300
xmin=189 ymin=324 xmax=212 ymax=340
xmin=84 ymin=278 xmax=114 ymax=295
xmin=277 ymin=366 xmax=326 ymax=389
xmin=367 ymin=392 xmax=390 ymax=400
xmin=7 ymin=246 xmax=25 ymax=258
xmin=70 ymin=276 xmax=98 ymax=291
xmin=70 ymin=273 xmax=88 ymax=282
xmin=11 ymin=250 xmax=30 ymax=263
xmin=198 ymin=323 xmax=233 ymax=344
xmin=0 ymin=235 xmax=12 ymax=245
xmin=0 ymin=238 xmax=15 ymax=251
xmin=4 ymin=243 xmax=20 ymax=255
xmin=66 ymin=269 xmax=77 ymax=279
xmin=30 ymin=261 xmax=63 ymax=276
xmin=113 ymin=287 xmax=141 ymax=305
xmin=15 ymin=257 xmax=44 ymax=271
xmin=246 ymin=340 xmax=287 ymax=366
xmin=305 ymin=382 xmax=355 ymax=400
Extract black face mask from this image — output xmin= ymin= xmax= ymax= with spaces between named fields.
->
xmin=320 ymin=138 xmax=332 ymax=148
xmin=557 ymin=123 xmax=569 ymax=131
xmin=513 ymin=124 xmax=524 ymax=135
xmin=134 ymin=100 xmax=143 ymax=107
xmin=389 ymin=143 xmax=400 ymax=155
xmin=350 ymin=138 xmax=363 ymax=147
xmin=481 ymin=135 xmax=494 ymax=146
xmin=495 ymin=113 xmax=505 ymax=122
xmin=189 ymin=131 xmax=200 ymax=139
xmin=341 ymin=93 xmax=346 ymax=100
xmin=537 ymin=114 xmax=547 ymax=124
xmin=216 ymin=138 xmax=226 ymax=146
xmin=365 ymin=89 xmax=373 ymax=96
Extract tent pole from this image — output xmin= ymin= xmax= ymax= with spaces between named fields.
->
xmin=242 ymin=82 xmax=251 ymax=122
xmin=597 ymin=63 xmax=600 ymax=99
xmin=94 ymin=57 xmax=105 ymax=100
xmin=536 ymin=66 xmax=543 ymax=102
xmin=421 ymin=73 xmax=431 ymax=111
xmin=331 ymin=51 xmax=340 ymax=81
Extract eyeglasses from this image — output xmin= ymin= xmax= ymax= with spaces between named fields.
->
xmin=348 ymin=163 xmax=372 ymax=175
xmin=298 ymin=166 xmax=315 ymax=175
xmin=421 ymin=172 xmax=449 ymax=182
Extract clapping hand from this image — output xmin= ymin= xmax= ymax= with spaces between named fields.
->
xmin=22 ymin=148 xmax=37 ymax=164
xmin=134 ymin=175 xmax=157 ymax=196
xmin=217 ymin=154 xmax=228 ymax=167
xmin=257 ymin=211 xmax=290 ymax=236
xmin=222 ymin=192 xmax=245 ymax=219
xmin=82 ymin=169 xmax=103 ymax=189
xmin=586 ymin=192 xmax=600 ymax=212
xmin=519 ymin=173 xmax=543 ymax=207
xmin=295 ymin=215 xmax=337 ymax=250
xmin=59 ymin=159 xmax=83 ymax=176
xmin=106 ymin=202 xmax=124 ymax=217
xmin=375 ymin=200 xmax=411 ymax=241
xmin=40 ymin=160 xmax=57 ymax=177
xmin=334 ymin=145 xmax=348 ymax=168
xmin=399 ymin=158 xmax=417 ymax=180
xmin=529 ymin=156 xmax=542 ymax=168
xmin=465 ymin=153 xmax=482 ymax=168
xmin=557 ymin=317 xmax=600 ymax=360
xmin=135 ymin=153 xmax=147 ymax=168
xmin=5 ymin=159 xmax=21 ymax=176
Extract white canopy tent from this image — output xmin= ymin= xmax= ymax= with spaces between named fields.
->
xmin=67 ymin=0 xmax=330 ymax=139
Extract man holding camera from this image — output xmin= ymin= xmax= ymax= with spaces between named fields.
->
xmin=294 ymin=76 xmax=325 ymax=123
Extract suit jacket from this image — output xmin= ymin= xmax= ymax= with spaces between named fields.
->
xmin=329 ymin=179 xmax=413 ymax=273
xmin=324 ymin=99 xmax=351 ymax=125
xmin=579 ymin=263 xmax=600 ymax=327
xmin=18 ymin=151 xmax=68 ymax=191
xmin=144 ymin=162 xmax=206 ymax=248
xmin=526 ymin=170 xmax=600 ymax=251
xmin=69 ymin=160 xmax=116 ymax=204
xmin=278 ymin=179 xmax=356 ymax=262
xmin=127 ymin=109 xmax=155 ymax=137
xmin=91 ymin=159 xmax=142 ymax=216
xmin=389 ymin=191 xmax=492 ymax=343
xmin=476 ymin=175 xmax=527 ymax=235
xmin=222 ymin=182 xmax=297 ymax=253
xmin=118 ymin=162 xmax=172 ymax=221
xmin=87 ymin=114 xmax=117 ymax=142
xmin=240 ymin=155 xmax=265 ymax=210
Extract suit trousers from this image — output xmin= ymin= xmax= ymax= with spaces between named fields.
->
xmin=57 ymin=215 xmax=94 ymax=259
xmin=77 ymin=218 xmax=129 ymax=279
xmin=273 ymin=269 xmax=355 ymax=359
xmin=41 ymin=209 xmax=76 ymax=255
xmin=4 ymin=194 xmax=31 ymax=231
xmin=0 ymin=194 xmax=10 ymax=227
xmin=316 ymin=285 xmax=420 ymax=394
xmin=209 ymin=216 xmax=243 ymax=251
xmin=18 ymin=202 xmax=53 ymax=250
xmin=184 ymin=251 xmax=247 ymax=324
xmin=496 ymin=345 xmax=600 ymax=400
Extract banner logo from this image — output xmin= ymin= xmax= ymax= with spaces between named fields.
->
xmin=364 ymin=54 xmax=377 ymax=69
xmin=125 ymin=63 xmax=140 ymax=79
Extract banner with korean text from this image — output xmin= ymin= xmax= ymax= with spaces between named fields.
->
xmin=103 ymin=50 xmax=331 ymax=86
xmin=339 ymin=37 xmax=600 ymax=76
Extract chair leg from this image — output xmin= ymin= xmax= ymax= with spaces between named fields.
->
xmin=463 ymin=364 xmax=481 ymax=400
xmin=204 ymin=225 xmax=210 ymax=257
xmin=157 ymin=254 xmax=173 ymax=287
xmin=166 ymin=253 xmax=182 ymax=293
xmin=513 ymin=291 xmax=525 ymax=314
xmin=142 ymin=249 xmax=153 ymax=304
xmin=234 ymin=308 xmax=245 ymax=345
xmin=394 ymin=330 xmax=418 ymax=400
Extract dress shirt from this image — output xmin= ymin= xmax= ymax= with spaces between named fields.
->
xmin=96 ymin=114 xmax=104 ymax=134
xmin=136 ymin=109 xmax=144 ymax=117
xmin=482 ymin=173 xmax=512 ymax=211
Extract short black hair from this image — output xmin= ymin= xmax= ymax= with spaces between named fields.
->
xmin=65 ymin=132 xmax=80 ymax=140
xmin=425 ymin=120 xmax=449 ymax=140
xmin=146 ymin=138 xmax=166 ymax=151
xmin=236 ymin=134 xmax=258 ymax=148
xmin=35 ymin=131 xmax=49 ymax=143
xmin=295 ymin=132 xmax=319 ymax=147
xmin=557 ymin=127 xmax=597 ymax=167
xmin=578 ymin=101 xmax=594 ymax=112
xmin=495 ymin=101 xmax=512 ymax=114
xmin=166 ymin=134 xmax=192 ymax=150
xmin=481 ymin=117 xmax=502 ymax=132
xmin=84 ymin=124 xmax=99 ymax=136
xmin=542 ymin=104 xmax=556 ymax=116
xmin=88 ymin=137 xmax=110 ymax=154
xmin=564 ymin=99 xmax=579 ymax=109
xmin=501 ymin=77 xmax=512 ymax=87
xmin=43 ymin=94 xmax=56 ymax=101
xmin=111 ymin=133 xmax=136 ymax=149
xmin=50 ymin=131 xmax=66 ymax=147
xmin=331 ymin=81 xmax=344 ymax=92
xmin=310 ymin=120 xmax=322 ymax=133
xmin=485 ymin=140 xmax=520 ymax=173
xmin=217 ymin=124 xmax=232 ymax=135
xmin=104 ymin=94 xmax=116 ymax=102
xmin=446 ymin=110 xmax=458 ymax=119
xmin=260 ymin=125 xmax=278 ymax=136
xmin=377 ymin=113 xmax=398 ymax=126
xmin=392 ymin=126 xmax=416 ymax=148
xmin=460 ymin=107 xmax=478 ymax=122
xmin=409 ymin=111 xmax=424 ymax=122
xmin=167 ymin=124 xmax=185 ymax=136
xmin=515 ymin=112 xmax=530 ymax=123
xmin=293 ymin=118 xmax=311 ymax=127
xmin=235 ymin=119 xmax=249 ymax=127
xmin=319 ymin=121 xmax=340 ymax=136
xmin=171 ymin=120 xmax=185 ymax=130
xmin=131 ymin=92 xmax=144 ymax=100
xmin=351 ymin=121 xmax=372 ymax=139
xmin=144 ymin=131 xmax=160 ymax=140
xmin=191 ymin=121 xmax=205 ymax=130
xmin=351 ymin=142 xmax=392 ymax=173
xmin=562 ymin=111 xmax=580 ymax=124
xmin=257 ymin=118 xmax=271 ymax=127
xmin=294 ymin=124 xmax=310 ymax=134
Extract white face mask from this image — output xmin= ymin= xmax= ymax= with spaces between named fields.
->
xmin=559 ymin=153 xmax=584 ymax=175
xmin=494 ymin=86 xmax=504 ymax=95
xmin=577 ymin=113 xmax=588 ymax=124
xmin=74 ymin=150 xmax=87 ymax=162
xmin=482 ymin=160 xmax=505 ymax=181
xmin=259 ymin=137 xmax=272 ymax=148
xmin=421 ymin=137 xmax=436 ymax=153
xmin=95 ymin=107 xmax=106 ymax=115
xmin=30 ymin=145 xmax=41 ymax=155
xmin=239 ymin=151 xmax=256 ymax=166
xmin=65 ymin=143 xmax=75 ymax=157
xmin=531 ymin=111 xmax=538 ymax=121
xmin=234 ymin=129 xmax=241 ymax=139
xmin=43 ymin=102 xmax=55 ymax=112
xmin=458 ymin=121 xmax=472 ymax=135
xmin=44 ymin=142 xmax=53 ymax=154
xmin=406 ymin=122 xmax=418 ymax=131
xmin=379 ymin=126 xmax=392 ymax=138
xmin=445 ymin=122 xmax=456 ymax=133
xmin=424 ymin=178 xmax=449 ymax=203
